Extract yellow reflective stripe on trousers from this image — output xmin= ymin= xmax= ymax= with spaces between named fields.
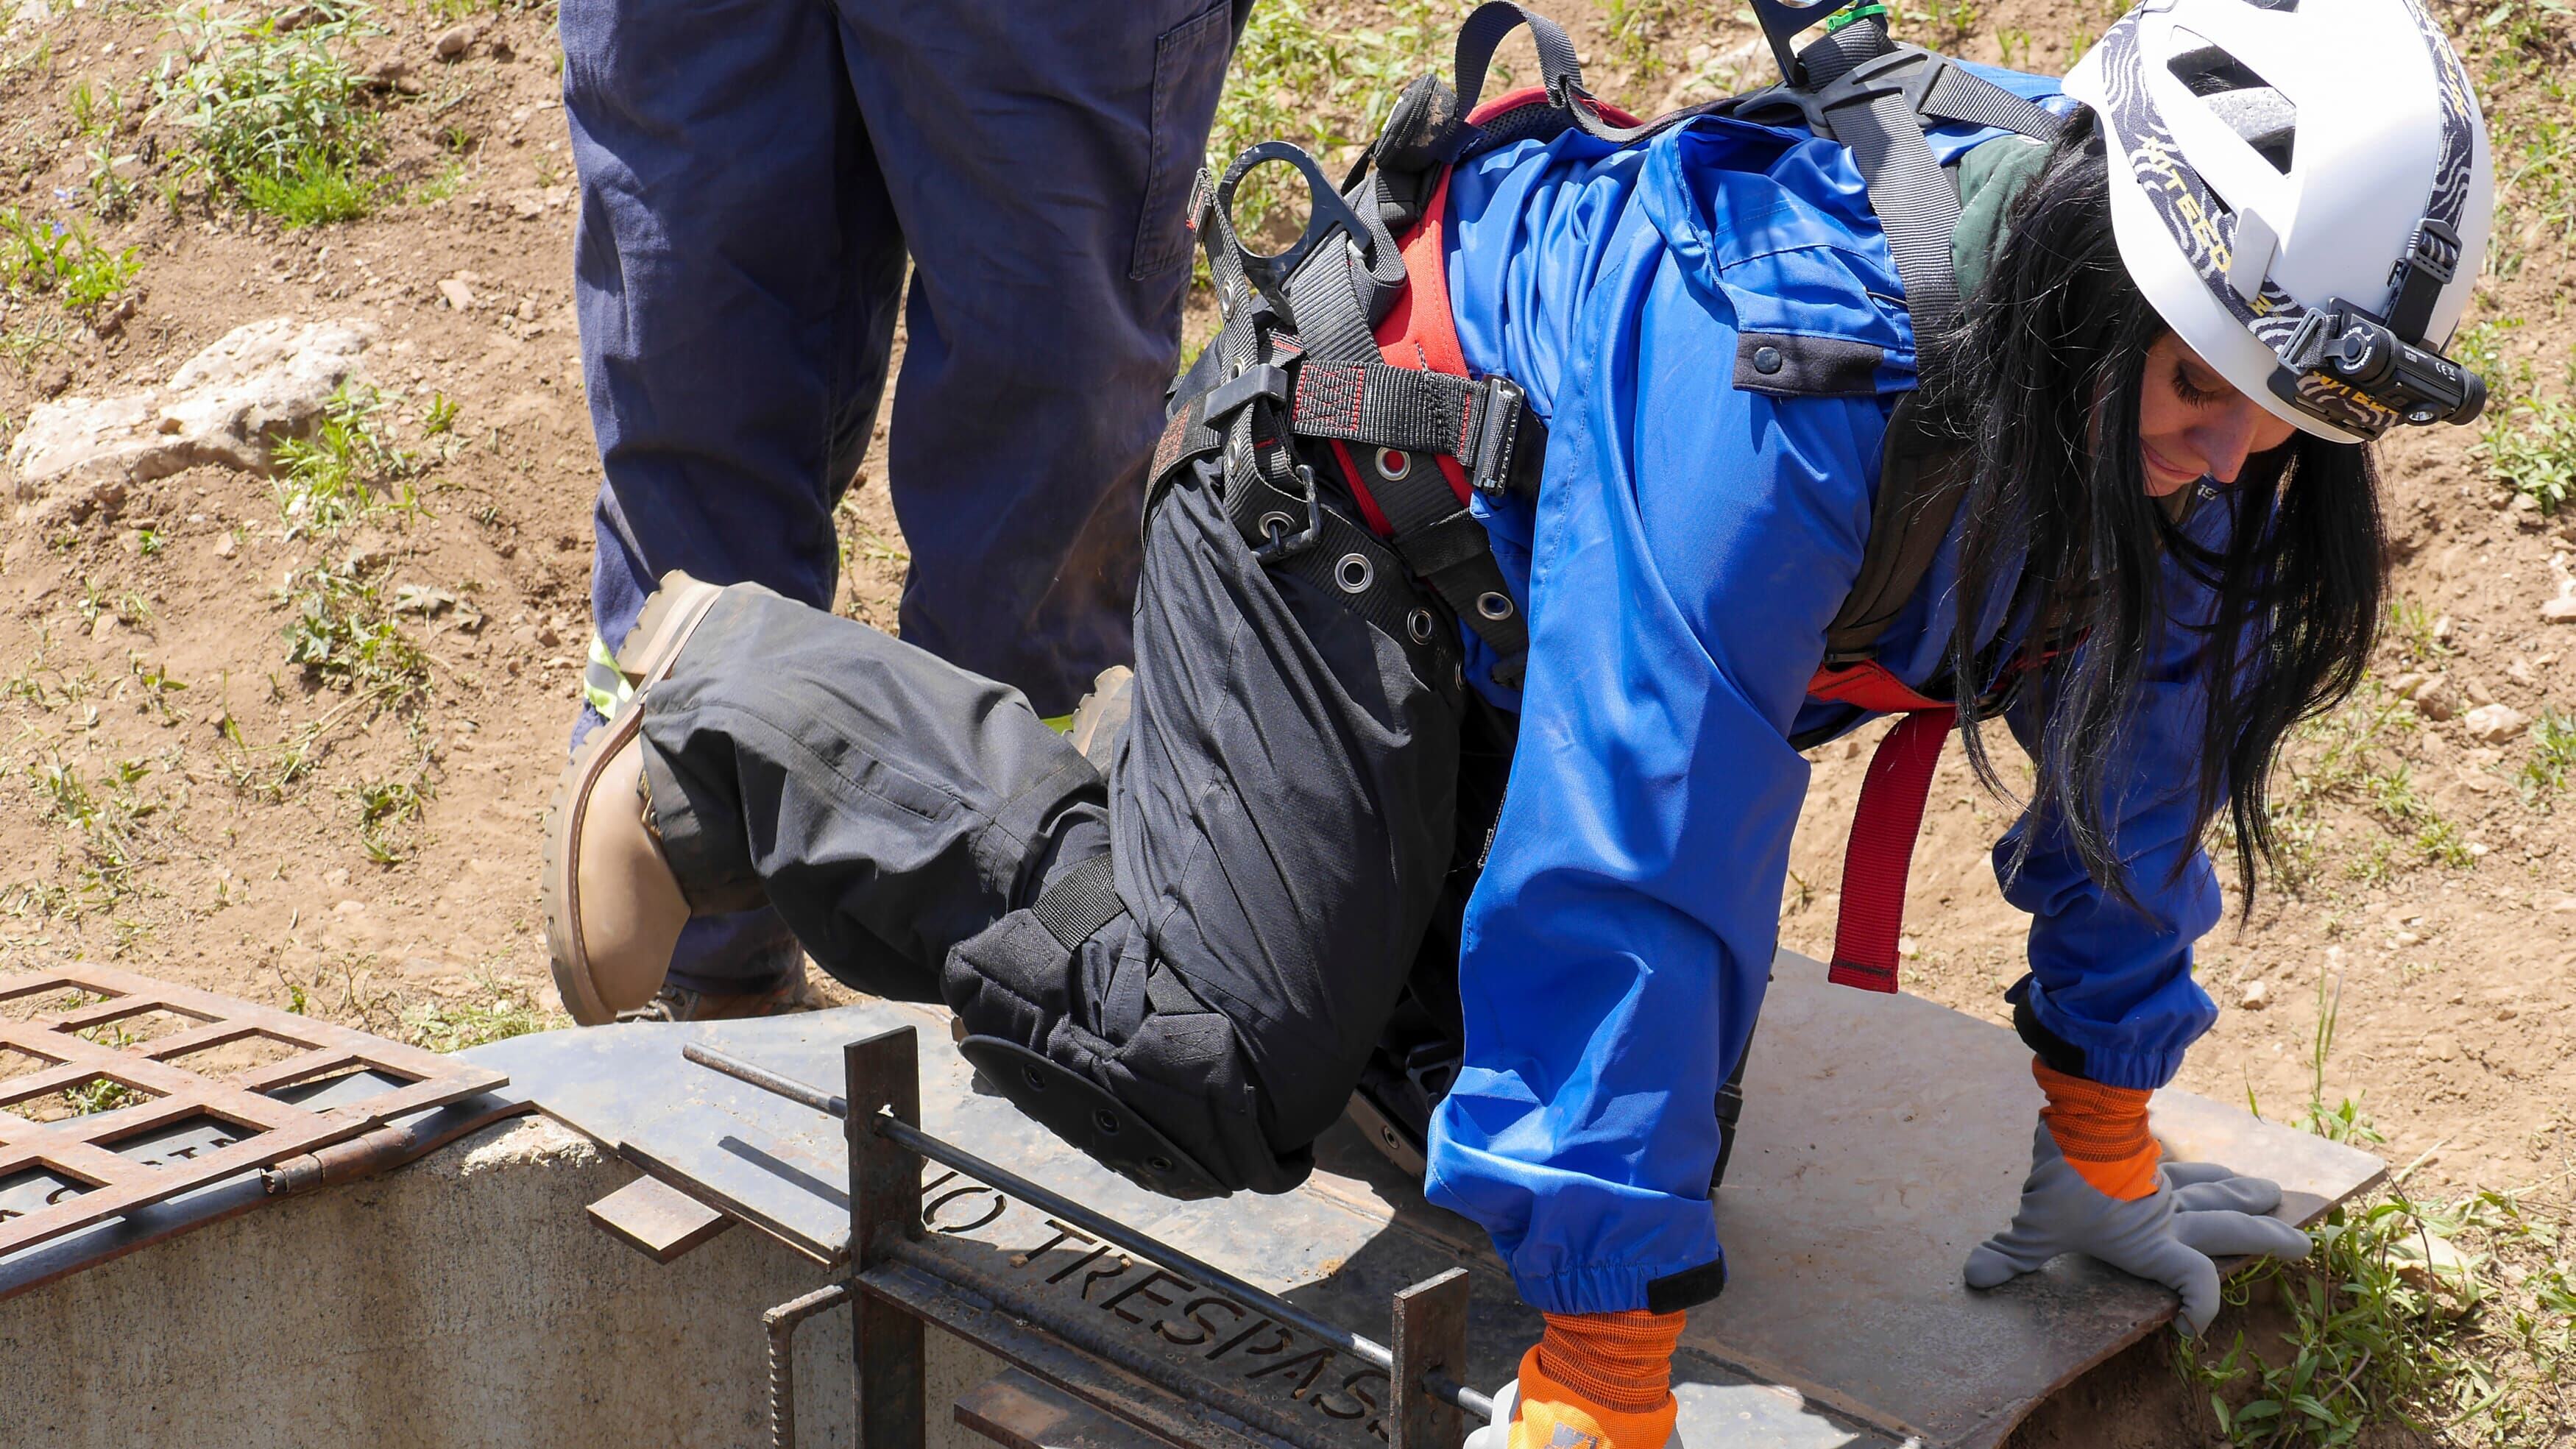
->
xmin=584 ymin=634 xmax=635 ymax=720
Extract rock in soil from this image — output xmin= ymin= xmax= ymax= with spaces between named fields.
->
xmin=2463 ymin=703 xmax=2528 ymax=745
xmin=8 ymin=317 xmax=378 ymax=511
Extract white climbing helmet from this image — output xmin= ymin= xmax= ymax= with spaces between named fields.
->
xmin=2063 ymin=0 xmax=2494 ymax=442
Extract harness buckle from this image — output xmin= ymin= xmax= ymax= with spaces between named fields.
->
xmin=1468 ymin=375 xmax=1531 ymax=500
xmin=1202 ymin=361 xmax=1291 ymax=425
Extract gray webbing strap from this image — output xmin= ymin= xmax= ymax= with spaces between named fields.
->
xmin=1032 ymin=853 xmax=1124 ymax=952
xmin=1826 ymin=83 xmax=1965 ymax=329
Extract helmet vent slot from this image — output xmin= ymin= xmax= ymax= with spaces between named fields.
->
xmin=2168 ymin=38 xmax=2297 ymax=174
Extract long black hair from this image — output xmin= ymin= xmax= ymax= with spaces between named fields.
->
xmin=1919 ymin=113 xmax=2384 ymax=910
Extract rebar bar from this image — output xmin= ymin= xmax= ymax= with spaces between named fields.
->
xmin=760 ymin=1280 xmax=851 ymax=1449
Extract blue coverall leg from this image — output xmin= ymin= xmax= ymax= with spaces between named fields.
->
xmin=558 ymin=0 xmax=1246 ymax=994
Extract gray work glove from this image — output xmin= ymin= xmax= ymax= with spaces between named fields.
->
xmin=1462 ymin=1379 xmax=1685 ymax=1449
xmin=1964 ymin=1121 xmax=2314 ymax=1334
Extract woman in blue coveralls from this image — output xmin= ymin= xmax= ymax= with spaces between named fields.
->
xmin=539 ymin=0 xmax=2494 ymax=1443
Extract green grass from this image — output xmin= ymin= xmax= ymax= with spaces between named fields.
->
xmin=21 ymin=751 xmax=162 ymax=912
xmin=2482 ymin=390 xmax=2576 ymax=514
xmin=1204 ymin=0 xmax=1444 ymax=249
xmin=400 ymin=980 xmax=561 ymax=1052
xmin=2384 ymin=597 xmax=2452 ymax=667
xmin=1602 ymin=0 xmax=1686 ymax=78
xmin=235 ymin=144 xmax=382 ymax=227
xmin=272 ymin=383 xmax=417 ymax=536
xmin=156 ymin=0 xmax=386 ymax=224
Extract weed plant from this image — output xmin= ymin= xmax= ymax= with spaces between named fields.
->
xmin=2195 ymin=974 xmax=2572 ymax=1445
xmin=272 ymin=383 xmax=418 ymax=536
xmin=2519 ymin=708 xmax=2576 ymax=804
xmin=280 ymin=563 xmax=432 ymax=706
xmin=157 ymin=0 xmax=386 ymax=225
xmin=0 ymin=208 xmax=141 ymax=319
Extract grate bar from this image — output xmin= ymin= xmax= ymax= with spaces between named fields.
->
xmin=683 ymin=1041 xmax=1495 ymax=1423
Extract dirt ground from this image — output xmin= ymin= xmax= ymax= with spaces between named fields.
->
xmin=0 ymin=0 xmax=2569 ymax=1442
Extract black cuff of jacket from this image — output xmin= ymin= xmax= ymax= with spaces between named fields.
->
xmin=2012 ymin=996 xmax=2087 ymax=1080
xmin=1644 ymin=1253 xmax=1727 ymax=1314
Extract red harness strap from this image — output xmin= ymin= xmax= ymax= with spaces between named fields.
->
xmin=1360 ymin=99 xmax=1953 ymax=996
xmin=1805 ymin=661 xmax=1953 ymax=992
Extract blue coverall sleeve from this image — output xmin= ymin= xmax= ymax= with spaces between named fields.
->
xmin=1423 ymin=127 xmax=1907 ymax=1316
xmin=1997 ymin=508 xmax=2232 ymax=1091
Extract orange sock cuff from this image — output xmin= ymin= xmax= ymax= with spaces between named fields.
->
xmin=1535 ymin=1308 xmax=1685 ymax=1410
xmin=1514 ymin=1338 xmax=1680 ymax=1448
xmin=2032 ymin=1058 xmax=2159 ymax=1201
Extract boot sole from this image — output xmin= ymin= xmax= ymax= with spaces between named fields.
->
xmin=541 ymin=574 xmax=726 ymax=1025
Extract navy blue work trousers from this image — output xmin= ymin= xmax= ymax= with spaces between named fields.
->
xmin=559 ymin=0 xmax=1245 ymax=990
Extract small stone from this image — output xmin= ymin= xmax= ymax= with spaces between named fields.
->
xmin=532 ymin=620 xmax=561 ymax=648
xmin=2544 ymin=593 xmax=2576 ymax=623
xmin=2239 ymin=979 xmax=2270 ymax=1010
xmin=34 ymin=364 xmax=71 ymax=398
xmin=88 ymin=612 xmax=115 ymax=641
xmin=2551 ymin=897 xmax=2576 ymax=913
xmin=211 ymin=533 xmax=236 ymax=559
xmin=2466 ymin=676 xmax=2497 ymax=706
xmin=434 ymin=22 xmax=473 ymax=59
xmin=436 ymin=277 xmax=474 ymax=311
xmin=2514 ymin=495 xmax=2547 ymax=529
xmin=2463 ymin=702 xmax=2527 ymax=743
xmin=2509 ymin=656 xmax=2538 ymax=686
xmin=2432 ymin=614 xmax=2455 ymax=643
xmin=2410 ymin=674 xmax=2460 ymax=721
xmin=2395 ymin=930 xmax=2424 ymax=947
xmin=2421 ymin=1032 xmax=2459 ymax=1062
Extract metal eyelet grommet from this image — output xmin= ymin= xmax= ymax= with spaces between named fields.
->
xmin=1475 ymin=591 xmax=1515 ymax=621
xmin=1258 ymin=511 xmax=1295 ymax=542
xmin=1407 ymin=609 xmax=1436 ymax=643
xmin=1377 ymin=448 xmax=1410 ymax=480
xmin=1023 ymin=1066 xmax=1047 ymax=1091
xmin=1092 ymin=1108 xmax=1122 ymax=1136
xmin=1336 ymin=553 xmax=1373 ymax=594
xmin=1147 ymin=1155 xmax=1175 ymax=1172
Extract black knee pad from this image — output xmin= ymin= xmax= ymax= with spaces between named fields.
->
xmin=943 ymin=909 xmax=1314 ymax=1200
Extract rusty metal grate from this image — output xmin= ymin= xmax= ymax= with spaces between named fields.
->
xmin=0 ymin=961 xmax=506 ymax=1258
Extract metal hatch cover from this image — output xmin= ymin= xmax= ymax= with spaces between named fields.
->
xmin=466 ymin=949 xmax=2382 ymax=1449
xmin=0 ymin=960 xmax=510 ymax=1264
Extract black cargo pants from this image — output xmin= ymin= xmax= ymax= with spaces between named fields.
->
xmin=634 ymin=458 xmax=1465 ymax=1197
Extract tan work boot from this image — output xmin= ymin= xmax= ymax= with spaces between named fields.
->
xmin=541 ymin=572 xmax=729 ymax=1025
xmin=1065 ymin=665 xmax=1134 ymax=774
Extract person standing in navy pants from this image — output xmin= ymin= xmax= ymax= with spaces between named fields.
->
xmin=556 ymin=0 xmax=1249 ymax=1017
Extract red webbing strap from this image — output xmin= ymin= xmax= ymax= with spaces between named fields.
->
xmin=1826 ymin=704 xmax=1956 ymax=993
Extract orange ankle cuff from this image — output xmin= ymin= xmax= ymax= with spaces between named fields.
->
xmin=2033 ymin=1059 xmax=2159 ymax=1201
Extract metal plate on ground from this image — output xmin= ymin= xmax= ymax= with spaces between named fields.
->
xmin=0 ymin=962 xmax=509 ymax=1260
xmin=465 ymin=949 xmax=2382 ymax=1449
